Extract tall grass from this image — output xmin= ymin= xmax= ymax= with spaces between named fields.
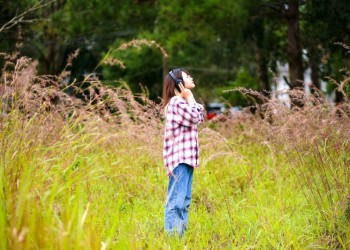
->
xmin=0 ymin=49 xmax=350 ymax=249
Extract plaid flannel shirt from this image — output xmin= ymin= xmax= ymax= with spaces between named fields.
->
xmin=163 ymin=96 xmax=204 ymax=175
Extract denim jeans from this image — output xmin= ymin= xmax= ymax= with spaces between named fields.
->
xmin=164 ymin=163 xmax=194 ymax=237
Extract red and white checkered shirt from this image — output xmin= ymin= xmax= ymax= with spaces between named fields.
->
xmin=163 ymin=96 xmax=204 ymax=175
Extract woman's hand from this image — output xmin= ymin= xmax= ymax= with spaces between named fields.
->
xmin=179 ymin=83 xmax=195 ymax=103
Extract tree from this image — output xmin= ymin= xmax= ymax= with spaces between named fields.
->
xmin=286 ymin=0 xmax=304 ymax=88
xmin=242 ymin=0 xmax=279 ymax=94
xmin=303 ymin=0 xmax=350 ymax=102
xmin=152 ymin=0 xmax=249 ymax=102
xmin=1 ymin=0 xmax=349 ymax=105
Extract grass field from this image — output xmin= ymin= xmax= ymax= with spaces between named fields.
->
xmin=0 ymin=55 xmax=350 ymax=249
xmin=1 ymin=104 xmax=349 ymax=249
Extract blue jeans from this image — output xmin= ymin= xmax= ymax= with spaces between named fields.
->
xmin=164 ymin=163 xmax=194 ymax=237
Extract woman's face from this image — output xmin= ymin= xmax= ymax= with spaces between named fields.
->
xmin=182 ymin=71 xmax=195 ymax=89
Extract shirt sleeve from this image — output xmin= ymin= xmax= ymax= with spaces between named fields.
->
xmin=195 ymin=103 xmax=205 ymax=123
xmin=173 ymin=97 xmax=204 ymax=127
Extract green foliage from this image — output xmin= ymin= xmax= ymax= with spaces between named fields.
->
xmin=217 ymin=68 xmax=259 ymax=107
xmin=1 ymin=0 xmax=350 ymax=103
xmin=101 ymin=41 xmax=164 ymax=101
xmin=154 ymin=0 xmax=248 ymax=87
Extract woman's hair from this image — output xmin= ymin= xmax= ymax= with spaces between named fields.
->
xmin=162 ymin=68 xmax=190 ymax=109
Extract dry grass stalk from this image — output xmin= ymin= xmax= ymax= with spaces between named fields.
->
xmin=0 ymin=50 xmax=167 ymax=166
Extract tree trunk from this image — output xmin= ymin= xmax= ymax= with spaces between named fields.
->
xmin=256 ymin=46 xmax=270 ymax=95
xmin=307 ymin=47 xmax=321 ymax=100
xmin=253 ymin=18 xmax=270 ymax=96
xmin=44 ymin=38 xmax=57 ymax=74
xmin=335 ymin=89 xmax=344 ymax=103
xmin=310 ymin=58 xmax=320 ymax=90
xmin=41 ymin=0 xmax=65 ymax=75
xmin=308 ymin=47 xmax=320 ymax=89
xmin=287 ymin=0 xmax=304 ymax=89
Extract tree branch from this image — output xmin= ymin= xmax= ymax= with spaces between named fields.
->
xmin=266 ymin=3 xmax=288 ymax=18
xmin=0 ymin=0 xmax=56 ymax=33
xmin=283 ymin=75 xmax=292 ymax=89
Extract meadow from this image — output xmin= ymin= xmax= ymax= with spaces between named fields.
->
xmin=0 ymin=55 xmax=350 ymax=249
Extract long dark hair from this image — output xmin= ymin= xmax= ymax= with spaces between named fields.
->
xmin=162 ymin=68 xmax=189 ymax=109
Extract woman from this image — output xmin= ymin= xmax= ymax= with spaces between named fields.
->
xmin=162 ymin=68 xmax=204 ymax=236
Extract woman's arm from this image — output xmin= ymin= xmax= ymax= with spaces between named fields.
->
xmin=173 ymin=97 xmax=204 ymax=127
